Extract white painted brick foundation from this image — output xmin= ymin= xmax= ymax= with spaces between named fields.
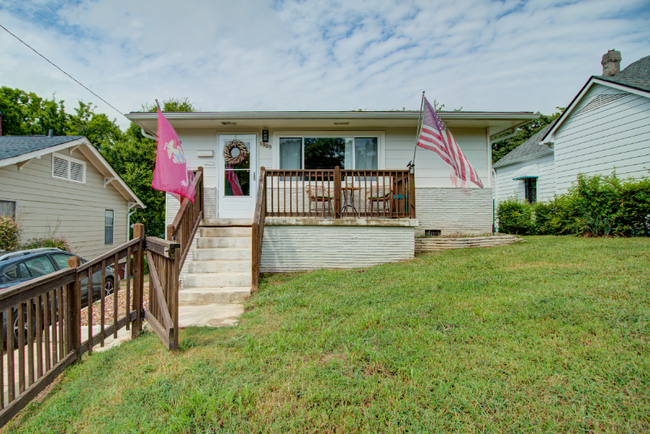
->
xmin=415 ymin=187 xmax=493 ymax=236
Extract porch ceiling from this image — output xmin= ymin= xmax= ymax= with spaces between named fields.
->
xmin=126 ymin=110 xmax=538 ymax=136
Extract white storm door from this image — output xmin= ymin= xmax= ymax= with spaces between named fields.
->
xmin=218 ymin=134 xmax=257 ymax=219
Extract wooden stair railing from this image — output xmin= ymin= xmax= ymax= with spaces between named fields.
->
xmin=252 ymin=167 xmax=267 ymax=292
xmin=167 ymin=167 xmax=204 ymax=270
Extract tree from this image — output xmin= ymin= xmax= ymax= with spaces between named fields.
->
xmin=492 ymin=108 xmax=564 ymax=164
xmin=0 ymin=87 xmax=68 ymax=136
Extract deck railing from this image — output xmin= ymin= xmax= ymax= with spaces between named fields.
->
xmin=167 ymin=167 xmax=204 ymax=270
xmin=251 ymin=167 xmax=267 ymax=292
xmin=265 ymin=167 xmax=415 ymax=219
xmin=0 ymin=224 xmax=146 ymax=427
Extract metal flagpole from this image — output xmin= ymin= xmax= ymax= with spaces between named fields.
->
xmin=410 ymin=91 xmax=425 ymax=168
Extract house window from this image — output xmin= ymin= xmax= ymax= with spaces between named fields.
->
xmin=0 ymin=200 xmax=16 ymax=219
xmin=524 ymin=178 xmax=537 ymax=204
xmin=52 ymin=154 xmax=86 ymax=183
xmin=279 ymin=136 xmax=379 ymax=170
xmin=105 ymin=210 xmax=114 ymax=245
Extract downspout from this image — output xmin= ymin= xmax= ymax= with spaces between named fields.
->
xmin=127 ymin=202 xmax=138 ymax=239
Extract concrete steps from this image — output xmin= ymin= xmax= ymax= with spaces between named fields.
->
xmin=179 ymin=224 xmax=252 ymax=327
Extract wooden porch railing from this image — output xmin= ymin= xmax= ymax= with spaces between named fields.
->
xmin=167 ymin=167 xmax=204 ymax=270
xmin=251 ymin=167 xmax=267 ymax=292
xmin=265 ymin=167 xmax=415 ymax=219
xmin=0 ymin=224 xmax=146 ymax=427
xmin=144 ymin=237 xmax=180 ymax=350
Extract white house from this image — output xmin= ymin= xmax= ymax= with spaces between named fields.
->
xmin=495 ymin=50 xmax=650 ymax=205
xmin=0 ymin=135 xmax=144 ymax=260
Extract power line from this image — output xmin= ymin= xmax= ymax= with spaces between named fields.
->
xmin=0 ymin=23 xmax=131 ymax=124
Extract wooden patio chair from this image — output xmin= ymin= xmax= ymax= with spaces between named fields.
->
xmin=366 ymin=184 xmax=393 ymax=214
xmin=305 ymin=185 xmax=334 ymax=215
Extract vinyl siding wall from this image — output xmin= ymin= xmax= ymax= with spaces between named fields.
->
xmin=494 ymin=154 xmax=556 ymax=204
xmin=0 ymin=150 xmax=128 ymax=260
xmin=554 ymin=84 xmax=650 ymax=194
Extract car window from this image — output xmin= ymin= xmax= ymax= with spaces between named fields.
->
xmin=4 ymin=264 xmax=20 ymax=279
xmin=50 ymin=253 xmax=72 ymax=269
xmin=2 ymin=263 xmax=30 ymax=281
xmin=23 ymin=256 xmax=56 ymax=278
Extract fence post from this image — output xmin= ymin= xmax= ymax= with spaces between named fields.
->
xmin=334 ymin=166 xmax=341 ymax=219
xmin=66 ymin=256 xmax=81 ymax=357
xmin=166 ymin=225 xmax=174 ymax=242
xmin=132 ymin=223 xmax=145 ymax=339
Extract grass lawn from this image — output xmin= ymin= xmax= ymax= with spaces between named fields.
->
xmin=4 ymin=236 xmax=649 ymax=433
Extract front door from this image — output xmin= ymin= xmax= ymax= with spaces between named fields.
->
xmin=218 ymin=134 xmax=257 ymax=219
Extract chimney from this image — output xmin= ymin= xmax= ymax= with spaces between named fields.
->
xmin=0 ymin=111 xmax=3 ymax=136
xmin=48 ymin=129 xmax=53 ymax=137
xmin=601 ymin=50 xmax=621 ymax=77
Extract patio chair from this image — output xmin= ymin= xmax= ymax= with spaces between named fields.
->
xmin=366 ymin=184 xmax=393 ymax=214
xmin=305 ymin=185 xmax=334 ymax=215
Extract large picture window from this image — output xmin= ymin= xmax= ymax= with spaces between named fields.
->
xmin=279 ymin=136 xmax=378 ymax=170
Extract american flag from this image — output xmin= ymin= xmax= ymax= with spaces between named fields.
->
xmin=417 ymin=97 xmax=483 ymax=188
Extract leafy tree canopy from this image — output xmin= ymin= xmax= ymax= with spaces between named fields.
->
xmin=492 ymin=108 xmax=564 ymax=164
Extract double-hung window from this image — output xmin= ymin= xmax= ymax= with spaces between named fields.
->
xmin=279 ymin=135 xmax=379 ymax=170
xmin=105 ymin=210 xmax=114 ymax=245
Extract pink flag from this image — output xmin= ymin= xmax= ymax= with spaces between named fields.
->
xmin=417 ymin=97 xmax=483 ymax=188
xmin=152 ymin=107 xmax=196 ymax=203
xmin=225 ymin=164 xmax=244 ymax=196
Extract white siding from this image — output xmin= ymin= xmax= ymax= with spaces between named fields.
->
xmin=554 ymin=84 xmax=650 ymax=194
xmin=494 ymin=154 xmax=556 ymax=204
xmin=0 ymin=151 xmax=128 ymax=260
xmin=260 ymin=225 xmax=414 ymax=272
xmin=415 ymin=187 xmax=493 ymax=235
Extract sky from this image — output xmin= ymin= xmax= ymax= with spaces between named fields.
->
xmin=1 ymin=0 xmax=649 ymax=130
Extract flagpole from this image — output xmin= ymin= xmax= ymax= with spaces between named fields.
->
xmin=411 ymin=91 xmax=425 ymax=167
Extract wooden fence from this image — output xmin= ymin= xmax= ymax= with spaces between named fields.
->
xmin=0 ymin=223 xmax=147 ymax=427
xmin=265 ymin=167 xmax=415 ymax=219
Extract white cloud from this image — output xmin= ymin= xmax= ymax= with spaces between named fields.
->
xmin=0 ymin=0 xmax=648 ymax=129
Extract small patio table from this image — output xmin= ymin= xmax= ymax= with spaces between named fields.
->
xmin=341 ymin=185 xmax=360 ymax=217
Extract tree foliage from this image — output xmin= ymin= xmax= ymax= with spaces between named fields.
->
xmin=492 ymin=108 xmax=564 ymax=164
xmin=0 ymin=87 xmax=195 ymax=239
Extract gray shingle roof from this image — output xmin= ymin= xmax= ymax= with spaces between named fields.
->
xmin=493 ymin=121 xmax=556 ymax=169
xmin=0 ymin=136 xmax=84 ymax=162
xmin=597 ymin=54 xmax=650 ymax=93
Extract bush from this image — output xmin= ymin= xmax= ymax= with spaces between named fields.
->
xmin=497 ymin=198 xmax=534 ymax=235
xmin=21 ymin=236 xmax=73 ymax=252
xmin=0 ymin=216 xmax=20 ymax=251
xmin=499 ymin=173 xmax=650 ymax=237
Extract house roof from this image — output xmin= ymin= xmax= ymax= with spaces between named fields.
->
xmin=597 ymin=54 xmax=650 ymax=93
xmin=126 ymin=110 xmax=539 ymax=137
xmin=493 ymin=122 xmax=556 ymax=169
xmin=0 ymin=135 xmax=145 ymax=208
xmin=542 ymin=53 xmax=650 ymax=142
xmin=0 ymin=135 xmax=84 ymax=161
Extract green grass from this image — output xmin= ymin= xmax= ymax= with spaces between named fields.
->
xmin=4 ymin=236 xmax=650 ymax=433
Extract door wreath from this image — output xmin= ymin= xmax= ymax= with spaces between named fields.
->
xmin=223 ymin=140 xmax=249 ymax=165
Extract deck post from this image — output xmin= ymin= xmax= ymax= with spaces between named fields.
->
xmin=334 ymin=166 xmax=341 ymax=219
xmin=65 ymin=256 xmax=82 ymax=357
xmin=132 ymin=223 xmax=145 ymax=339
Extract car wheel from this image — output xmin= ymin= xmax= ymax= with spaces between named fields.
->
xmin=12 ymin=308 xmax=35 ymax=346
xmin=104 ymin=276 xmax=115 ymax=295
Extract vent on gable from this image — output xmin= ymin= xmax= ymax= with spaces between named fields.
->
xmin=575 ymin=93 xmax=626 ymax=116
xmin=52 ymin=154 xmax=86 ymax=183
xmin=53 ymin=156 xmax=69 ymax=179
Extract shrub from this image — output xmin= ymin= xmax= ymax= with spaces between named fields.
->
xmin=497 ymin=198 xmax=534 ymax=235
xmin=0 ymin=216 xmax=20 ymax=251
xmin=21 ymin=236 xmax=73 ymax=252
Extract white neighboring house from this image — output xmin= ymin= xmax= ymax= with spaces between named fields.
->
xmin=0 ymin=135 xmax=144 ymax=259
xmin=495 ymin=50 xmax=650 ymax=206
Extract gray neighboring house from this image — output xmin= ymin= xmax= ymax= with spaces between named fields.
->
xmin=0 ymin=135 xmax=144 ymax=260
xmin=494 ymin=50 xmax=650 ymax=206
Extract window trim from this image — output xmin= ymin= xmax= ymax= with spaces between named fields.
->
xmin=52 ymin=153 xmax=86 ymax=184
xmin=0 ymin=200 xmax=17 ymax=219
xmin=273 ymin=130 xmax=385 ymax=170
xmin=105 ymin=209 xmax=115 ymax=245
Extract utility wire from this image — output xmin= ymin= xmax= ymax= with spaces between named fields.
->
xmin=0 ymin=23 xmax=134 ymax=126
